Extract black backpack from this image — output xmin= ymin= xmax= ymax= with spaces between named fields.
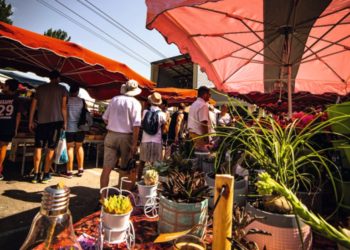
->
xmin=142 ymin=110 xmax=160 ymax=135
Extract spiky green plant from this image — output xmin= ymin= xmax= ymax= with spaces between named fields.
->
xmin=162 ymin=170 xmax=210 ymax=203
xmin=214 ymin=101 xmax=350 ymax=197
xmin=256 ymin=172 xmax=350 ymax=248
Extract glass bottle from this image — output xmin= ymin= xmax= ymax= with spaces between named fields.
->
xmin=20 ymin=184 xmax=82 ymax=250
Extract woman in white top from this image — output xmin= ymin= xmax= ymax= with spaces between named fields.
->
xmin=138 ymin=92 xmax=166 ymax=180
xmin=218 ymin=104 xmax=232 ymax=127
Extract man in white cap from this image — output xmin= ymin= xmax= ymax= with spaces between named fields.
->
xmin=138 ymin=92 xmax=166 ymax=180
xmin=100 ymin=80 xmax=142 ymax=195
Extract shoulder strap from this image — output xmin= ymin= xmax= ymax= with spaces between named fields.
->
xmin=82 ymin=98 xmax=86 ymax=109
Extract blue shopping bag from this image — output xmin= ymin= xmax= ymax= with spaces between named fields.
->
xmin=54 ymin=131 xmax=69 ymax=164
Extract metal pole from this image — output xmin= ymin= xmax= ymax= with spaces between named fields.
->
xmin=288 ymin=65 xmax=292 ymax=118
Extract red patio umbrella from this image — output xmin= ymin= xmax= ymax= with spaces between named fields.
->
xmin=0 ymin=21 xmax=155 ymax=100
xmin=146 ymin=0 xmax=350 ymax=116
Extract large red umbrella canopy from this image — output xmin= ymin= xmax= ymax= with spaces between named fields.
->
xmin=0 ymin=21 xmax=155 ymax=100
xmin=146 ymin=0 xmax=350 ymax=114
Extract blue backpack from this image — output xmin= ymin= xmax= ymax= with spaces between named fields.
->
xmin=142 ymin=110 xmax=160 ymax=135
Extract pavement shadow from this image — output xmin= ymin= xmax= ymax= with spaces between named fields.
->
xmin=0 ymin=186 xmax=100 ymax=250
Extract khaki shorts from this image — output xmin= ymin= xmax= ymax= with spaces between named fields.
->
xmin=103 ymin=131 xmax=133 ymax=169
xmin=140 ymin=142 xmax=162 ymax=162
xmin=189 ymin=132 xmax=207 ymax=149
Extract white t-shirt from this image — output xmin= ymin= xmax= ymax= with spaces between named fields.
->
xmin=102 ymin=95 xmax=142 ymax=133
xmin=218 ymin=113 xmax=231 ymax=126
xmin=141 ymin=106 xmax=166 ymax=143
xmin=187 ymin=98 xmax=209 ymax=135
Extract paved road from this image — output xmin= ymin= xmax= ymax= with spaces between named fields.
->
xmin=0 ymin=161 xmax=119 ymax=250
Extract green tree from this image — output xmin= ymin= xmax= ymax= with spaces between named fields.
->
xmin=44 ymin=28 xmax=71 ymax=41
xmin=0 ymin=0 xmax=13 ymax=24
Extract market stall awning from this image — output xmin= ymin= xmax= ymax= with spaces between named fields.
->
xmin=146 ymin=0 xmax=350 ymax=115
xmin=0 ymin=21 xmax=155 ymax=100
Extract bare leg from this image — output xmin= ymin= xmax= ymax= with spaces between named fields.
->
xmin=0 ymin=142 xmax=8 ymax=174
xmin=67 ymin=142 xmax=74 ymax=172
xmin=100 ymin=166 xmax=113 ymax=199
xmin=33 ymin=148 xmax=42 ymax=173
xmin=137 ymin=161 xmax=145 ymax=181
xmin=44 ymin=149 xmax=55 ymax=173
xmin=75 ymin=142 xmax=84 ymax=170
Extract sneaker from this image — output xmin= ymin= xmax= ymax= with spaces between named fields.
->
xmin=60 ymin=171 xmax=73 ymax=179
xmin=76 ymin=169 xmax=84 ymax=177
xmin=41 ymin=173 xmax=52 ymax=184
xmin=0 ymin=174 xmax=3 ymax=181
xmin=31 ymin=173 xmax=40 ymax=184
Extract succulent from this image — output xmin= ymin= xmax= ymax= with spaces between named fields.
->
xmin=152 ymin=161 xmax=170 ymax=176
xmin=162 ymin=170 xmax=210 ymax=203
xmin=228 ymin=205 xmax=271 ymax=250
xmin=101 ymin=195 xmax=133 ymax=215
xmin=166 ymin=152 xmax=194 ymax=172
xmin=144 ymin=169 xmax=159 ymax=186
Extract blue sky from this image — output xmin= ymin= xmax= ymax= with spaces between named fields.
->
xmin=7 ymin=0 xmax=180 ymax=79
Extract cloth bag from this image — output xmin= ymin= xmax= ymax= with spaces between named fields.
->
xmin=54 ymin=131 xmax=69 ymax=164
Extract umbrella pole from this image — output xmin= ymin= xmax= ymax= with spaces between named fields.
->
xmin=288 ymin=65 xmax=292 ymax=118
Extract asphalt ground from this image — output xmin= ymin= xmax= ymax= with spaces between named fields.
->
xmin=0 ymin=157 xmax=119 ymax=250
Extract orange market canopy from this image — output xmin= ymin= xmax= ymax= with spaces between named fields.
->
xmin=146 ymin=0 xmax=350 ymax=115
xmin=0 ymin=21 xmax=155 ymax=100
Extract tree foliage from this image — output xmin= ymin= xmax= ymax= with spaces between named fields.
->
xmin=0 ymin=0 xmax=13 ymax=24
xmin=44 ymin=28 xmax=71 ymax=41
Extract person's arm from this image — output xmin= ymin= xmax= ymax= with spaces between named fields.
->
xmin=15 ymin=112 xmax=21 ymax=136
xmin=130 ymin=101 xmax=142 ymax=156
xmin=174 ymin=113 xmax=184 ymax=143
xmin=102 ymin=102 xmax=111 ymax=125
xmin=29 ymin=98 xmax=37 ymax=133
xmin=131 ymin=126 xmax=140 ymax=156
xmin=61 ymin=95 xmax=68 ymax=130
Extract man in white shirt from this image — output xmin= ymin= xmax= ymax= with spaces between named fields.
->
xmin=100 ymin=80 xmax=142 ymax=194
xmin=188 ymin=86 xmax=211 ymax=150
xmin=139 ymin=92 xmax=166 ymax=180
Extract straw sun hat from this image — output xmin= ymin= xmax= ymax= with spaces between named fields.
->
xmin=124 ymin=79 xmax=142 ymax=97
xmin=148 ymin=92 xmax=162 ymax=105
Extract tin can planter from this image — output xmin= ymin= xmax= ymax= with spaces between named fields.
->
xmin=245 ymin=203 xmax=312 ymax=250
xmin=158 ymin=195 xmax=208 ymax=236
xmin=137 ymin=181 xmax=158 ymax=206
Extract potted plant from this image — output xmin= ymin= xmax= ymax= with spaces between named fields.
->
xmin=256 ymin=172 xmax=350 ymax=249
xmin=137 ymin=169 xmax=159 ymax=206
xmin=213 ymin=103 xmax=348 ymax=250
xmin=100 ymin=194 xmax=133 ymax=242
xmin=158 ymin=170 xmax=210 ymax=236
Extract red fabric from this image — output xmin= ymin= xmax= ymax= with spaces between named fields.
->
xmin=146 ymin=0 xmax=350 ymax=95
xmin=0 ymin=21 xmax=155 ymax=100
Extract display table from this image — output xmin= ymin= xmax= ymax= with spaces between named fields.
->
xmin=73 ymin=208 xmax=173 ymax=250
xmin=9 ymin=135 xmax=104 ymax=175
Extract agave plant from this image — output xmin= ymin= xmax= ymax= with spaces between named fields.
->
xmin=162 ymin=170 xmax=210 ymax=203
xmin=100 ymin=194 xmax=133 ymax=215
xmin=152 ymin=161 xmax=170 ymax=177
xmin=166 ymin=151 xmax=194 ymax=173
xmin=228 ymin=205 xmax=271 ymax=250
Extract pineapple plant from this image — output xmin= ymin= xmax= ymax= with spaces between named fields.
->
xmin=144 ymin=169 xmax=159 ymax=186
